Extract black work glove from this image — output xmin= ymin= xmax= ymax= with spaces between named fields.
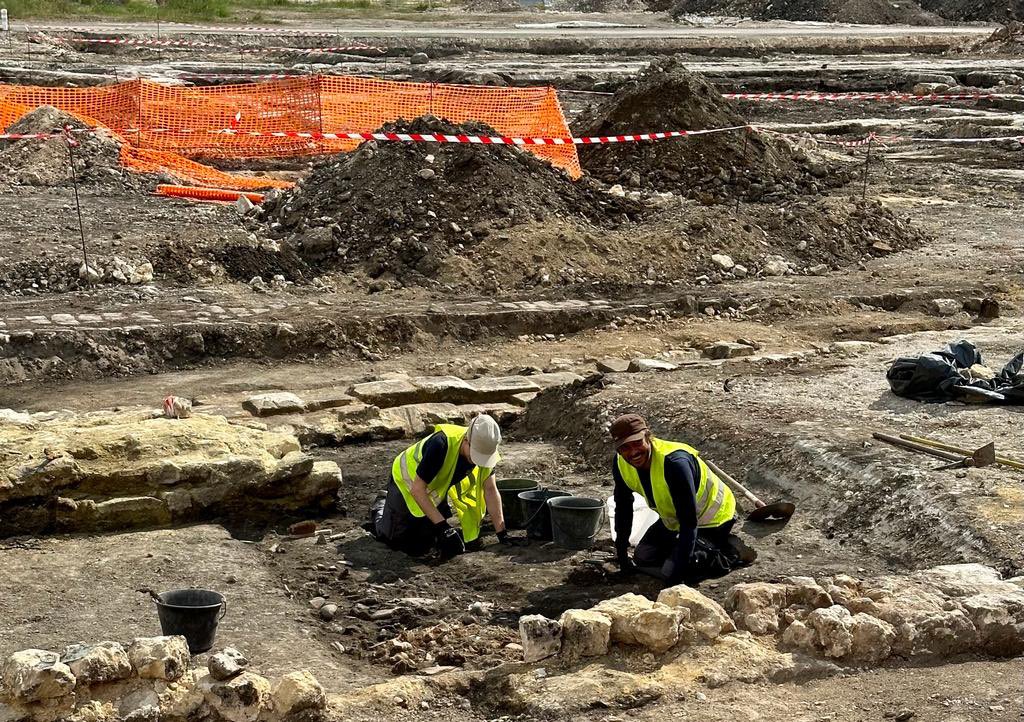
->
xmin=496 ymin=530 xmax=529 ymax=547
xmin=434 ymin=521 xmax=465 ymax=560
xmin=617 ymin=548 xmax=637 ymax=575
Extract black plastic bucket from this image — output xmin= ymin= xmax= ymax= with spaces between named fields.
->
xmin=497 ymin=478 xmax=540 ymax=529
xmin=519 ymin=489 xmax=571 ymax=541
xmin=549 ymin=496 xmax=606 ymax=551
xmin=154 ymin=589 xmax=227 ymax=654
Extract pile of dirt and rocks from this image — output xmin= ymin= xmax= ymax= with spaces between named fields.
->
xmin=919 ymin=0 xmax=1017 ymax=20
xmin=669 ymin=0 xmax=942 ymax=23
xmin=0 ymin=106 xmax=151 ymax=193
xmin=253 ymin=116 xmax=643 ymax=286
xmin=574 ymin=60 xmax=853 ymax=204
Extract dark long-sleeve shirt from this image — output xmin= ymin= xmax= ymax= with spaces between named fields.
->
xmin=415 ymin=432 xmax=476 ymax=492
xmin=612 ymin=450 xmax=701 ymax=573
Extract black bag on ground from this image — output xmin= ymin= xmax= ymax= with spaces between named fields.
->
xmin=887 ymin=339 xmax=1024 ymax=405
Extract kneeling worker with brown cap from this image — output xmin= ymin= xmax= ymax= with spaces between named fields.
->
xmin=610 ymin=413 xmax=751 ymax=585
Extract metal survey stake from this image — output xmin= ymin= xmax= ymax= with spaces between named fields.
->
xmin=862 ymin=134 xmax=874 ymax=200
xmin=63 ymin=127 xmax=91 ymax=283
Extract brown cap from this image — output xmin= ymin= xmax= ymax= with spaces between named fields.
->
xmin=609 ymin=413 xmax=648 ymax=449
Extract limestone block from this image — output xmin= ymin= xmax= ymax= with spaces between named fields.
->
xmin=0 ymin=650 xmax=76 ymax=703
xmin=128 ymin=637 xmax=189 ymax=682
xmin=349 ymin=379 xmax=421 ymax=408
xmin=848 ymin=613 xmax=896 ymax=665
xmin=242 ymin=393 xmax=305 ymax=417
xmin=658 ymin=584 xmax=735 ymax=641
xmin=559 ymin=610 xmax=612 ymax=660
xmin=960 ymin=592 xmax=1024 ymax=656
xmin=593 ymin=594 xmax=654 ymax=645
xmin=465 ymin=377 xmax=541 ymax=403
xmin=632 ymin=606 xmax=684 ymax=653
xmin=780 ymin=620 xmax=818 ymax=653
xmin=91 ymin=497 xmax=171 ymax=532
xmin=302 ymin=391 xmax=355 ymax=412
xmin=595 ymin=358 xmax=630 ymax=373
xmin=703 ymin=342 xmax=755 ymax=360
xmin=208 ymin=648 xmax=248 ymax=682
xmin=527 ymin=372 xmax=584 ymax=390
xmin=725 ymin=583 xmax=788 ymax=634
xmin=627 ymin=358 xmax=678 ymax=372
xmin=270 ymin=670 xmax=327 ymax=718
xmin=200 ymin=672 xmax=272 ymax=722
xmin=518 ymin=615 xmax=562 ymax=663
xmin=783 ymin=577 xmax=834 ymax=609
xmin=806 ymin=606 xmax=853 ymax=658
xmin=61 ymin=642 xmax=132 ymax=686
xmin=409 ymin=376 xmax=477 ymax=404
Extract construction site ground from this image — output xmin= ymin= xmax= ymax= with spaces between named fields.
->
xmin=2 ymin=10 xmax=1024 ymax=722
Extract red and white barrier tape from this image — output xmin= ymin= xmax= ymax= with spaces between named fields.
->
xmin=4 ymin=123 xmax=1023 ymax=148
xmin=51 ymin=35 xmax=385 ymax=53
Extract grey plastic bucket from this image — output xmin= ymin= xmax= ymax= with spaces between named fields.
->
xmin=497 ymin=478 xmax=540 ymax=529
xmin=519 ymin=489 xmax=572 ymax=541
xmin=549 ymin=496 xmax=606 ymax=551
xmin=155 ymin=589 xmax=226 ymax=654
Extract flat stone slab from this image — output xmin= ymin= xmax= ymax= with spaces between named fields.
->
xmin=703 ymin=342 xmax=756 ymax=360
xmin=242 ymin=392 xmax=306 ymax=417
xmin=596 ymin=358 xmax=631 ymax=373
xmin=303 ymin=390 xmax=356 ymax=412
xmin=628 ymin=358 xmax=679 ymax=372
xmin=529 ymin=372 xmax=584 ymax=389
xmin=409 ymin=376 xmax=477 ymax=404
xmin=349 ymin=379 xmax=421 ymax=408
xmin=465 ymin=376 xmax=541 ymax=402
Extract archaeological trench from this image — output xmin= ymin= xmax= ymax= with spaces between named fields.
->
xmin=2 ymin=6 xmax=1024 ymax=722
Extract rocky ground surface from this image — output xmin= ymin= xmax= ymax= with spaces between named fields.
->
xmin=2 ymin=14 xmax=1024 ymax=722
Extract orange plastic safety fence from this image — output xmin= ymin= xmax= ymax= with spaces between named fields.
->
xmin=0 ymin=76 xmax=581 ymax=191
xmin=156 ymin=184 xmax=266 ymax=203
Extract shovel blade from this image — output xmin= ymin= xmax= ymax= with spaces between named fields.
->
xmin=973 ymin=442 xmax=996 ymax=467
xmin=747 ymin=501 xmax=795 ymax=523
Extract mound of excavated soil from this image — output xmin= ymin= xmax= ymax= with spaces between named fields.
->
xmin=919 ymin=0 xmax=1016 ymax=20
xmin=0 ymin=106 xmax=150 ymax=193
xmin=574 ymin=60 xmax=853 ymax=204
xmin=255 ymin=116 xmax=643 ymax=285
xmin=670 ymin=0 xmax=942 ymax=23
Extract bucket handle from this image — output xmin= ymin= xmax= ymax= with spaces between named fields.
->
xmin=521 ymin=488 xmax=556 ymax=530
xmin=550 ymin=505 xmax=608 ymax=543
xmin=219 ymin=598 xmax=228 ymax=621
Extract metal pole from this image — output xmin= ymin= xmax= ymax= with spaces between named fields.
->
xmin=862 ymin=135 xmax=873 ymax=201
xmin=64 ymin=130 xmax=91 ymax=282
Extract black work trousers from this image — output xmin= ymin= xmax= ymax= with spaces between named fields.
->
xmin=633 ymin=518 xmax=738 ymax=583
xmin=372 ymin=481 xmax=451 ymax=556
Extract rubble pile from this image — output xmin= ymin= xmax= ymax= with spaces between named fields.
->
xmin=518 ymin=585 xmax=736 ymax=662
xmin=0 ymin=638 xmax=327 ymax=722
xmin=253 ymin=116 xmax=642 ymax=286
xmin=0 ymin=107 xmax=151 ymax=193
xmin=575 ymin=60 xmax=853 ymax=204
xmin=726 ymin=564 xmax=1024 ymax=665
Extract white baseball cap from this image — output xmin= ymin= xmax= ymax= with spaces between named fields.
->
xmin=466 ymin=414 xmax=501 ymax=468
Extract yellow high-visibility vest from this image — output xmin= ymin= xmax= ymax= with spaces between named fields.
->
xmin=616 ymin=437 xmax=734 ymax=531
xmin=391 ymin=423 xmax=497 ymax=542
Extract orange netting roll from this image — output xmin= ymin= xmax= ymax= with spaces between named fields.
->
xmin=0 ymin=76 xmax=581 ymax=191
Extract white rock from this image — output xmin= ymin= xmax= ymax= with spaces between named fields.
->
xmin=711 ymin=253 xmax=735 ymax=270
xmin=732 ymin=264 xmax=749 ymax=277
xmin=130 ymin=262 xmax=154 ymax=285
xmin=607 ymin=184 xmax=626 ymax=197
xmin=593 ymin=593 xmax=654 ymax=645
xmin=658 ymin=585 xmax=736 ymax=641
xmin=849 ymin=613 xmax=896 ymax=664
xmin=763 ymin=258 xmax=790 ymax=276
xmin=725 ymin=582 xmax=788 ymax=634
xmin=201 ymin=671 xmax=272 ymax=722
xmin=61 ymin=641 xmax=132 ymax=685
xmin=807 ymin=605 xmax=854 ymax=658
xmin=79 ymin=263 xmax=101 ymax=283
xmin=627 ymin=358 xmax=678 ymax=373
xmin=781 ymin=619 xmax=818 ymax=652
xmin=632 ymin=606 xmax=684 ymax=652
xmin=242 ymin=392 xmax=305 ymax=417
xmin=0 ymin=650 xmax=76 ymax=703
xmin=559 ymin=609 xmax=612 ymax=659
xmin=519 ymin=615 xmax=562 ymax=663
xmin=235 ymin=195 xmax=255 ymax=215
xmin=208 ymin=648 xmax=248 ymax=681
xmin=128 ymin=636 xmax=190 ymax=681
xmin=271 ymin=670 xmax=327 ymax=717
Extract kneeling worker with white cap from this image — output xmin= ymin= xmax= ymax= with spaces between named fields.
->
xmin=371 ymin=414 xmax=522 ymax=559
